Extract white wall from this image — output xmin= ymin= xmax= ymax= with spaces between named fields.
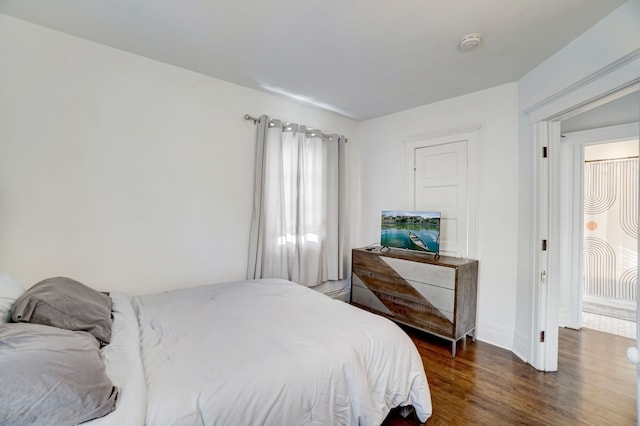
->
xmin=356 ymin=83 xmax=520 ymax=350
xmin=0 ymin=14 xmax=357 ymax=295
xmin=514 ymin=0 xmax=640 ymax=363
xmin=519 ymin=0 xmax=640 ymax=112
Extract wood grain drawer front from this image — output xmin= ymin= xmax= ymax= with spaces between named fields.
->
xmin=381 ymin=256 xmax=455 ymax=289
xmin=409 ymin=281 xmax=454 ymax=322
xmin=351 ymin=283 xmax=395 ymax=316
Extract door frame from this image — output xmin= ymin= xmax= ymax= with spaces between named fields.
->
xmin=404 ymin=127 xmax=479 ymax=259
xmin=526 ymin=50 xmax=640 ymax=371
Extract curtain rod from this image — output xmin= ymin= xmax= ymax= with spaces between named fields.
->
xmin=244 ymin=114 xmax=348 ymax=143
xmin=244 ymin=114 xmax=261 ymax=124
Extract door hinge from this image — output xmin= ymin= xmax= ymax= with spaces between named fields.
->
xmin=542 ymin=146 xmax=548 ymax=158
xmin=542 ymin=239 xmax=547 ymax=251
xmin=540 ymin=331 xmax=545 ymax=342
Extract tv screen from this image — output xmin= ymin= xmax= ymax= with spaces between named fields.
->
xmin=381 ymin=211 xmax=441 ymax=254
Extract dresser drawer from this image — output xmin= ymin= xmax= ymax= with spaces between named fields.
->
xmin=409 ymin=280 xmax=454 ymax=321
xmin=351 ymin=283 xmax=395 ymax=316
xmin=380 ymin=256 xmax=456 ymax=289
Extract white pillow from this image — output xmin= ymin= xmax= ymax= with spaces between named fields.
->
xmin=0 ymin=273 xmax=25 ymax=323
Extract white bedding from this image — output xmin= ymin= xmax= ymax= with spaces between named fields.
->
xmin=92 ymin=279 xmax=432 ymax=425
xmin=85 ymin=292 xmax=147 ymax=425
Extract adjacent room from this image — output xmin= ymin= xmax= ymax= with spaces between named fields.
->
xmin=0 ymin=0 xmax=639 ymax=424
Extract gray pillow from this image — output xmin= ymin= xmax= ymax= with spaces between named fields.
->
xmin=0 ymin=323 xmax=118 ymax=425
xmin=11 ymin=277 xmax=112 ymax=344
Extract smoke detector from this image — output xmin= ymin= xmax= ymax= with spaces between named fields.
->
xmin=458 ymin=33 xmax=483 ymax=52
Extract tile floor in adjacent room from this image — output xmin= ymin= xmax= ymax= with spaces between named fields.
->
xmin=582 ymin=311 xmax=636 ymax=339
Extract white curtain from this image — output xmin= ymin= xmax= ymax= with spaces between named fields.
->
xmin=247 ymin=115 xmax=346 ymax=287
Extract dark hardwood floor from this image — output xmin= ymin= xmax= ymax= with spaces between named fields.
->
xmin=384 ymin=326 xmax=637 ymax=425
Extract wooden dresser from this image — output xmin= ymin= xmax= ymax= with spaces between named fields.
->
xmin=351 ymin=247 xmax=478 ymax=356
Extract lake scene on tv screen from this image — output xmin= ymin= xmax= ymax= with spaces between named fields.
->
xmin=381 ymin=211 xmax=440 ymax=254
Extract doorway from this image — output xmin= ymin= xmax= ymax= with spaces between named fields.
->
xmin=559 ymin=92 xmax=639 ymax=341
xmin=559 ymin=127 xmax=639 ymax=339
xmin=531 ymin=82 xmax=640 ymax=372
xmin=582 ymin=140 xmax=638 ymax=339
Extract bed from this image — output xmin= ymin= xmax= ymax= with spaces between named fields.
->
xmin=0 ymin=275 xmax=432 ymax=425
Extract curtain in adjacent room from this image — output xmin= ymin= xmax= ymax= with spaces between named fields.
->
xmin=247 ymin=115 xmax=346 ymax=287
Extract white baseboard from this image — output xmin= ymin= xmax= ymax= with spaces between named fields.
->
xmin=476 ymin=320 xmax=514 ymax=352
xmin=512 ymin=330 xmax=531 ymax=364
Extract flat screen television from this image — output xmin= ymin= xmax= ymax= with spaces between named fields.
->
xmin=381 ymin=210 xmax=441 ymax=256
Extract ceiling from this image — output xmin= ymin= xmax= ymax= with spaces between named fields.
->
xmin=0 ymin=0 xmax=626 ymax=120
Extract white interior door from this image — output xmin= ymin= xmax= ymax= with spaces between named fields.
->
xmin=414 ymin=142 xmax=468 ymax=257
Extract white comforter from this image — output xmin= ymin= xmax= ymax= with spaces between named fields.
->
xmin=90 ymin=278 xmax=432 ymax=425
